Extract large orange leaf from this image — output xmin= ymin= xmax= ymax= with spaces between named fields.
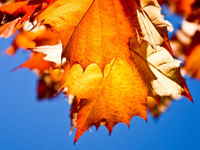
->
xmin=38 ymin=0 xmax=171 ymax=70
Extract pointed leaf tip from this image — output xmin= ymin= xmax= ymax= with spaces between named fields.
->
xmin=183 ymin=82 xmax=193 ymax=102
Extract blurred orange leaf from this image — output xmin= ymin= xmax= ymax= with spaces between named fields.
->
xmin=184 ymin=44 xmax=200 ymax=79
xmin=16 ymin=52 xmax=56 ymax=73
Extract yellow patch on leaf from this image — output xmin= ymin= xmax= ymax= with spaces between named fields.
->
xmin=61 ymin=57 xmax=151 ymax=143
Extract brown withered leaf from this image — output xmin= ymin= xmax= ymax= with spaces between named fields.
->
xmin=130 ymin=38 xmax=191 ymax=100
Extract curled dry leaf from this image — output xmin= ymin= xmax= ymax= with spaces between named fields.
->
xmin=130 ymin=37 xmax=191 ymax=100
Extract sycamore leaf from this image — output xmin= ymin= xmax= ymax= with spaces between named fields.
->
xmin=35 ymin=0 xmax=192 ymax=143
xmin=37 ymin=0 xmax=171 ymax=70
xmin=0 ymin=0 xmax=193 ymax=144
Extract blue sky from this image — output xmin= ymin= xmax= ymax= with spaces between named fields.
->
xmin=0 ymin=36 xmax=200 ymax=150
